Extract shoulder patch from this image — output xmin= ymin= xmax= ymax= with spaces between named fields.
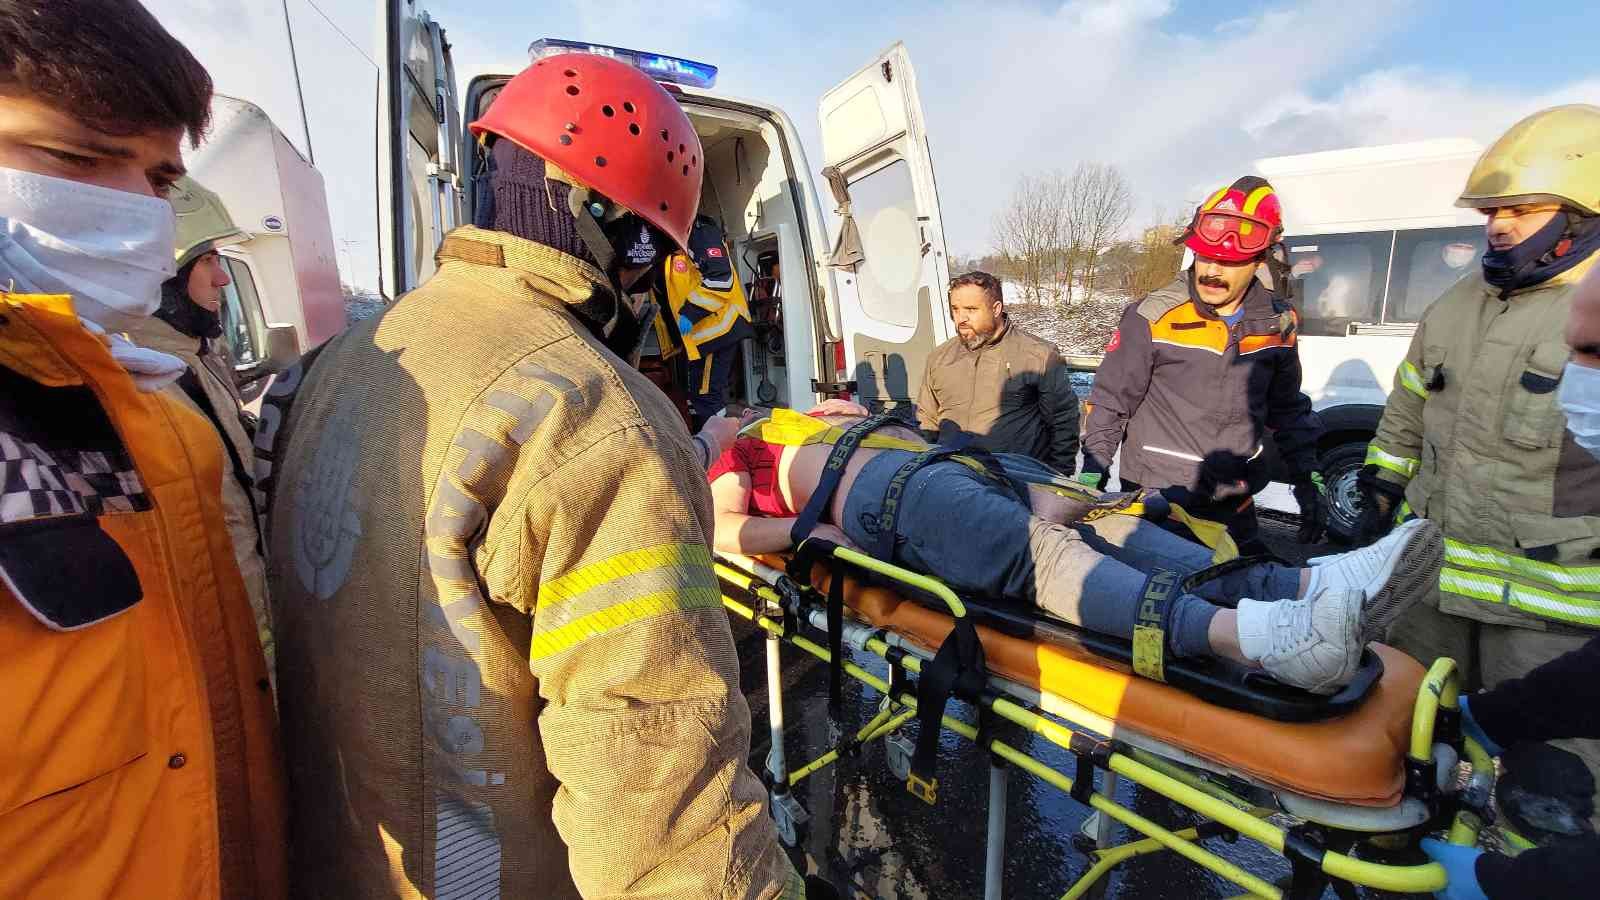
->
xmin=1135 ymin=288 xmax=1186 ymax=323
xmin=1105 ymin=329 xmax=1121 ymax=353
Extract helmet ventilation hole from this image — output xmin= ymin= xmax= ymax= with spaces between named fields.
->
xmin=660 ymin=202 xmax=670 ymax=212
xmin=602 ymin=105 xmax=615 ymax=117
xmin=628 ymin=123 xmax=641 ymax=136
xmin=565 ymin=85 xmax=579 ymax=96
xmin=564 ymin=69 xmax=577 ymax=78
xmin=595 ymin=156 xmax=607 ymax=167
xmin=667 ymin=150 xmax=675 ymax=162
xmin=559 ymin=134 xmax=572 ymax=146
xmin=659 ymin=129 xmax=670 ymax=142
xmin=682 ymin=165 xmax=689 ymax=177
xmin=678 ymin=143 xmax=686 ymax=154
xmin=623 ymin=102 xmax=636 ymax=114
xmin=691 ymin=155 xmax=697 ymax=166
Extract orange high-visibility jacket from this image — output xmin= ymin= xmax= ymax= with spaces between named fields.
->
xmin=0 ymin=292 xmax=287 ymax=900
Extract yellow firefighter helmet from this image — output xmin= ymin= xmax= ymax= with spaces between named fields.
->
xmin=1456 ymin=104 xmax=1600 ymax=216
xmin=167 ymin=176 xmax=249 ymax=269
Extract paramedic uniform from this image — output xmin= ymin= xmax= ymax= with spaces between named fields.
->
xmin=661 ymin=216 xmax=753 ymax=424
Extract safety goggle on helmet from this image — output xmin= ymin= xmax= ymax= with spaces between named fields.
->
xmin=1180 ymin=176 xmax=1284 ymax=263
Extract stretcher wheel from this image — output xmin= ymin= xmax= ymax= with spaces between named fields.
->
xmin=884 ymin=734 xmax=915 ymax=784
xmin=771 ymin=790 xmax=809 ymax=848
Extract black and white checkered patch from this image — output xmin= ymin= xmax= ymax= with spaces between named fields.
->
xmin=0 ymin=430 xmax=151 ymax=523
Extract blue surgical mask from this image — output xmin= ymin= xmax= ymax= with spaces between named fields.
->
xmin=1558 ymin=361 xmax=1600 ymax=460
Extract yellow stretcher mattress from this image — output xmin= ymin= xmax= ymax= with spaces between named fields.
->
xmin=813 ymin=567 xmax=1426 ymax=807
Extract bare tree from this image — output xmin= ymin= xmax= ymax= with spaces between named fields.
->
xmin=1063 ymin=163 xmax=1134 ymax=302
xmin=991 ymin=171 xmax=1070 ymax=305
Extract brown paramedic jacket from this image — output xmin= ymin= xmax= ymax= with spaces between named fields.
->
xmin=260 ymin=226 xmax=800 ymax=899
xmin=916 ymin=317 xmax=1081 ymax=473
xmin=1367 ymin=254 xmax=1600 ymax=631
xmin=0 ymin=292 xmax=287 ymax=900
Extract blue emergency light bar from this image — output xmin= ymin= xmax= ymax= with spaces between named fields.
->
xmin=528 ymin=39 xmax=718 ymax=90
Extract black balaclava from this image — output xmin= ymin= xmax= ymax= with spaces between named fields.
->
xmin=478 ymin=138 xmax=598 ymax=268
xmin=1482 ymin=210 xmax=1600 ymax=297
xmin=155 ymin=257 xmax=222 ymax=347
xmin=476 ymin=138 xmax=659 ymax=363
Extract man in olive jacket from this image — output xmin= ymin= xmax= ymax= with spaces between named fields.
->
xmin=916 ymin=270 xmax=1080 ymax=473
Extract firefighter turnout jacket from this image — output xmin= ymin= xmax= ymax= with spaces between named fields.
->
xmin=1368 ymin=255 xmax=1600 ymax=630
xmin=258 ymin=226 xmax=799 ymax=899
xmin=1083 ymin=276 xmax=1322 ymax=491
xmin=0 ymin=292 xmax=287 ymax=900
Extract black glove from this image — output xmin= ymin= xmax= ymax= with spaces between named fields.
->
xmin=1355 ymin=465 xmax=1405 ymax=546
xmin=1196 ymin=451 xmax=1251 ymax=502
xmin=1292 ymin=473 xmax=1327 ymax=544
xmin=803 ymin=875 xmax=842 ymax=900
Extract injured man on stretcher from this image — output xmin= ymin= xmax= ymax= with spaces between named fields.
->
xmin=707 ymin=401 xmax=1443 ymax=695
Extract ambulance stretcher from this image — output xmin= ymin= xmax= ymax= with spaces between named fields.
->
xmin=714 ymin=537 xmax=1500 ymax=899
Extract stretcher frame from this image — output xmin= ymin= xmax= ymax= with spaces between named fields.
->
xmin=716 ymin=545 xmax=1500 ymax=899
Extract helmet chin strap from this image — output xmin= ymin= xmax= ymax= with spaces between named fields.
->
xmin=565 ymin=184 xmax=627 ymax=338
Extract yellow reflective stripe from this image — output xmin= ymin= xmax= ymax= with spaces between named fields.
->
xmin=1364 ymin=444 xmax=1419 ymax=479
xmin=687 ymin=299 xmax=744 ymax=346
xmin=1397 ymin=360 xmax=1428 ymax=398
xmin=1444 ymin=538 xmax=1600 ymax=593
xmin=1508 ymin=582 xmax=1600 ymax=628
xmin=686 ymin=290 xmax=723 ymax=313
xmin=1241 ymin=185 xmax=1276 ymax=216
xmin=1200 ymin=186 xmax=1230 ymax=211
xmin=1440 ymin=566 xmax=1600 ymax=628
xmin=1440 ymin=567 xmax=1507 ymax=604
xmin=1394 ymin=499 xmax=1414 ymax=524
xmin=698 ymin=351 xmax=715 ymax=394
xmin=529 ymin=586 xmax=723 ymax=660
xmin=538 ymin=542 xmax=714 ymax=610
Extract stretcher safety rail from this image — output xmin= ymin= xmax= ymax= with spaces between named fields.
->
xmin=715 ymin=543 xmax=1501 ymax=900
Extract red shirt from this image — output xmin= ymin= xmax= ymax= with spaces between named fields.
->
xmin=707 ymin=437 xmax=796 ymax=517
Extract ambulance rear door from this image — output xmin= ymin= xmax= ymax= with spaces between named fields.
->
xmin=817 ymin=42 xmax=952 ymax=413
xmin=377 ymin=0 xmax=463 ymax=299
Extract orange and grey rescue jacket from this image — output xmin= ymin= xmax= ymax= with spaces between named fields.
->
xmin=1082 ymin=276 xmax=1322 ymax=491
xmin=257 ymin=226 xmax=799 ymax=899
xmin=0 ymin=292 xmax=287 ymax=900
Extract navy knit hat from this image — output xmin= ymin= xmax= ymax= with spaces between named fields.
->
xmin=477 ymin=138 xmax=598 ymax=268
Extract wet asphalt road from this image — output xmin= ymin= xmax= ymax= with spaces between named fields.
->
xmin=731 ymin=513 xmax=1424 ymax=899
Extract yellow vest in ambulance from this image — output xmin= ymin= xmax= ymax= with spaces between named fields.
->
xmin=659 ymin=249 xmax=752 ymax=362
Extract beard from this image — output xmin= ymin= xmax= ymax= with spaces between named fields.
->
xmin=958 ymin=326 xmax=993 ymax=350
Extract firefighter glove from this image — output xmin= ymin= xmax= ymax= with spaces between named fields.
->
xmin=1355 ymin=465 xmax=1405 ymax=546
xmin=1292 ymin=472 xmax=1327 ymax=545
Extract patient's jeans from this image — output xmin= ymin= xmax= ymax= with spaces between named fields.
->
xmin=840 ymin=452 xmax=1301 ymax=658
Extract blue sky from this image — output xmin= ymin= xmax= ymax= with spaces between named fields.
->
xmin=147 ymin=0 xmax=1597 ymax=291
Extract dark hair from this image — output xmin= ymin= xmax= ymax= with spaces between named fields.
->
xmin=0 ymin=0 xmax=213 ymax=146
xmin=948 ymin=270 xmax=1004 ymax=306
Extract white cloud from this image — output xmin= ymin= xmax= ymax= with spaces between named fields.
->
xmin=141 ymin=0 xmax=1600 ymax=288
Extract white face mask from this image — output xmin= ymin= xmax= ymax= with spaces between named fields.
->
xmin=0 ymin=166 xmax=176 ymax=321
xmin=1559 ymin=361 xmax=1600 ymax=460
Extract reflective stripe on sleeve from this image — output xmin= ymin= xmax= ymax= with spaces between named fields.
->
xmin=1397 ymin=360 xmax=1428 ymax=399
xmin=1364 ymin=444 xmax=1419 ymax=479
xmin=531 ymin=542 xmax=721 ymax=660
xmin=1445 ymin=538 xmax=1600 ymax=593
xmin=1440 ymin=565 xmax=1600 ymax=629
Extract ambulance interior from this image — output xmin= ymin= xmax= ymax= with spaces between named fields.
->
xmin=465 ymin=81 xmax=819 ymax=424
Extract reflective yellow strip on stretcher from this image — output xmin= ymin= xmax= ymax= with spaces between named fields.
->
xmin=715 ymin=542 xmax=1489 ymax=898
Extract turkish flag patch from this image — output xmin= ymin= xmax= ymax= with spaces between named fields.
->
xmin=1105 ymin=329 xmax=1121 ymax=352
xmin=707 ymin=246 xmax=724 ymax=258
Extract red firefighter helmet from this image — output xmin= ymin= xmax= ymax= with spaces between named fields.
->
xmin=1181 ymin=176 xmax=1284 ymax=263
xmin=469 ymin=53 xmax=702 ymax=251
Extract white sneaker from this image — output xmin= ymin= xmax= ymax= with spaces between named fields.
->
xmin=1236 ymin=588 xmax=1363 ymax=695
xmin=1305 ymin=518 xmax=1443 ymax=644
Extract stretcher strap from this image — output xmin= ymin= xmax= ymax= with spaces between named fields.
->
xmin=909 ymin=617 xmax=986 ymax=804
xmin=1132 ymin=568 xmax=1181 ymax=682
xmin=873 ymin=442 xmax=1015 ymax=560
xmin=788 ymin=412 xmax=900 ymax=548
xmin=1177 ymin=553 xmax=1292 ymax=608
